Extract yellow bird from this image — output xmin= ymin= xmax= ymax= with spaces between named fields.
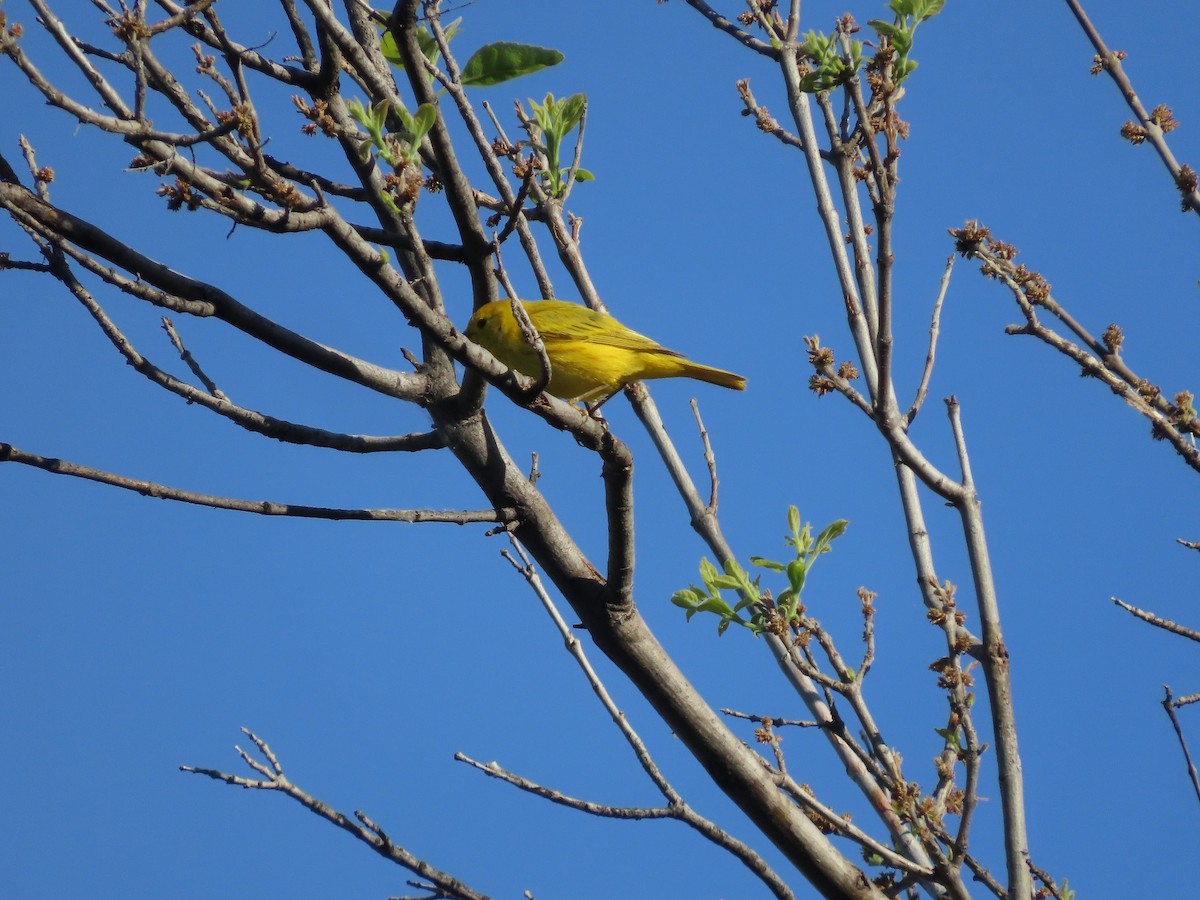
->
xmin=465 ymin=299 xmax=746 ymax=404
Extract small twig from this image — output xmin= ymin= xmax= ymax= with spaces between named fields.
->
xmin=161 ymin=316 xmax=227 ymax=399
xmin=721 ymin=708 xmax=821 ymax=729
xmin=182 ymin=728 xmax=488 ymax=900
xmin=1025 ymin=853 xmax=1072 ymax=900
xmin=507 ymin=296 xmax=552 ymax=399
xmin=1162 ymin=685 xmax=1200 ymax=811
xmin=907 ymin=254 xmax=954 ymax=424
xmin=18 ymin=136 xmax=52 ymax=202
xmin=493 ymin=166 xmax=535 ymax=248
xmin=1111 ymin=597 xmax=1200 ymax=642
xmin=857 ymin=587 xmax=877 ymax=681
xmin=455 ymin=754 xmax=671 ymax=820
xmin=0 ymin=255 xmax=52 ymax=272
xmin=735 ymin=79 xmax=807 ymax=152
xmin=690 ymin=399 xmax=719 ymax=514
xmin=773 ymin=773 xmax=932 ymax=877
xmin=679 ymin=0 xmax=782 ymax=58
xmin=1177 ymin=538 xmax=1200 ymax=552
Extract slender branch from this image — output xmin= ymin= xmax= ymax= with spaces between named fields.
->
xmin=957 ymin=229 xmax=1200 ymax=475
xmin=907 ymin=255 xmax=954 ymax=424
xmin=456 ymin=755 xmax=673 ymax=820
xmin=30 ymin=222 xmax=441 ymax=452
xmin=722 ymin=709 xmax=821 ymax=729
xmin=1063 ymin=0 xmax=1200 ymax=215
xmin=0 ymin=443 xmax=510 ymax=524
xmin=1112 ymin=598 xmax=1200 ymax=642
xmin=182 ymin=728 xmax=488 ymax=900
xmin=0 ymin=182 xmax=428 ymax=401
xmin=772 ymin=771 xmax=936 ymax=878
xmin=736 ymin=78 xmax=812 ymax=154
xmin=161 ymin=317 xmax=226 ymax=399
xmin=690 ymin=399 xmax=720 ymax=514
xmin=494 ymin=539 xmax=795 ymax=900
xmin=1161 ymin=686 xmax=1200 ymax=813
xmin=945 ymin=398 xmax=1031 ymax=900
xmin=679 ymin=0 xmax=781 ymax=58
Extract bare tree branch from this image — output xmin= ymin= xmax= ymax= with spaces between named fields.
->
xmin=493 ymin=540 xmax=796 ymax=900
xmin=182 ymin=729 xmax=489 ymax=900
xmin=0 ymin=443 xmax=510 ymax=524
xmin=1064 ymin=0 xmax=1200 ymax=215
xmin=907 ymin=255 xmax=954 ymax=424
xmin=1161 ymin=686 xmax=1200 ymax=812
xmin=1112 ymin=597 xmax=1200 ymax=643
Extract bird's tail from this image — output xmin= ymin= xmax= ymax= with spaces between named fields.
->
xmin=683 ymin=361 xmax=747 ymax=391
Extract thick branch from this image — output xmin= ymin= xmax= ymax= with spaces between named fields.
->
xmin=0 ymin=182 xmax=426 ymax=401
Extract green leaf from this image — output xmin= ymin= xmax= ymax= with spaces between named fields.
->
xmin=379 ymin=17 xmax=461 ymax=68
xmin=699 ymin=557 xmax=721 ymax=587
xmin=671 ymin=589 xmax=701 ymax=609
xmin=709 ymin=574 xmax=743 ymax=591
xmin=812 ymin=518 xmax=849 ymax=556
xmin=912 ymin=0 xmax=945 ymax=21
xmin=393 ymin=104 xmax=415 ymax=135
xmin=697 ymin=596 xmax=735 ymax=617
xmin=379 ymin=29 xmax=403 ymax=65
xmin=410 ymin=103 xmax=437 ymax=141
xmin=573 ymin=168 xmax=595 ymax=182
xmin=870 ymin=20 xmax=898 ymax=39
xmin=934 ymin=727 xmax=961 ymax=751
xmin=749 ymin=556 xmax=787 ymax=572
xmin=787 ymin=505 xmax=801 ymax=541
xmin=732 ymin=595 xmax=758 ymax=613
xmin=558 ymin=92 xmax=587 ymax=133
xmin=461 ymin=42 xmax=564 ymax=86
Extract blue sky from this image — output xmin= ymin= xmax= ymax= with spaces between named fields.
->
xmin=3 ymin=1 xmax=1198 ymax=897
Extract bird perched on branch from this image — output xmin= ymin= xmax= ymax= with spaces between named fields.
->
xmin=465 ymin=299 xmax=746 ymax=406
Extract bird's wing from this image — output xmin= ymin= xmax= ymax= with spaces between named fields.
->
xmin=534 ymin=306 xmax=683 ymax=357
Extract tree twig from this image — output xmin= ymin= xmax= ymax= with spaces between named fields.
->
xmin=1112 ymin=597 xmax=1200 ymax=642
xmin=1063 ymin=0 xmax=1200 ymax=215
xmin=1162 ymin=686 xmax=1200 ymax=811
xmin=182 ymin=728 xmax=489 ymax=900
xmin=907 ymin=254 xmax=954 ymax=424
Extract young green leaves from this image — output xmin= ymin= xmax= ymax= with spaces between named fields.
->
xmin=868 ymin=0 xmax=945 ymax=85
xmin=672 ymin=507 xmax=849 ymax=636
xmin=527 ymin=92 xmax=593 ymax=198
xmin=798 ymin=0 xmax=945 ymax=94
xmin=346 ymin=97 xmax=434 ymax=169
